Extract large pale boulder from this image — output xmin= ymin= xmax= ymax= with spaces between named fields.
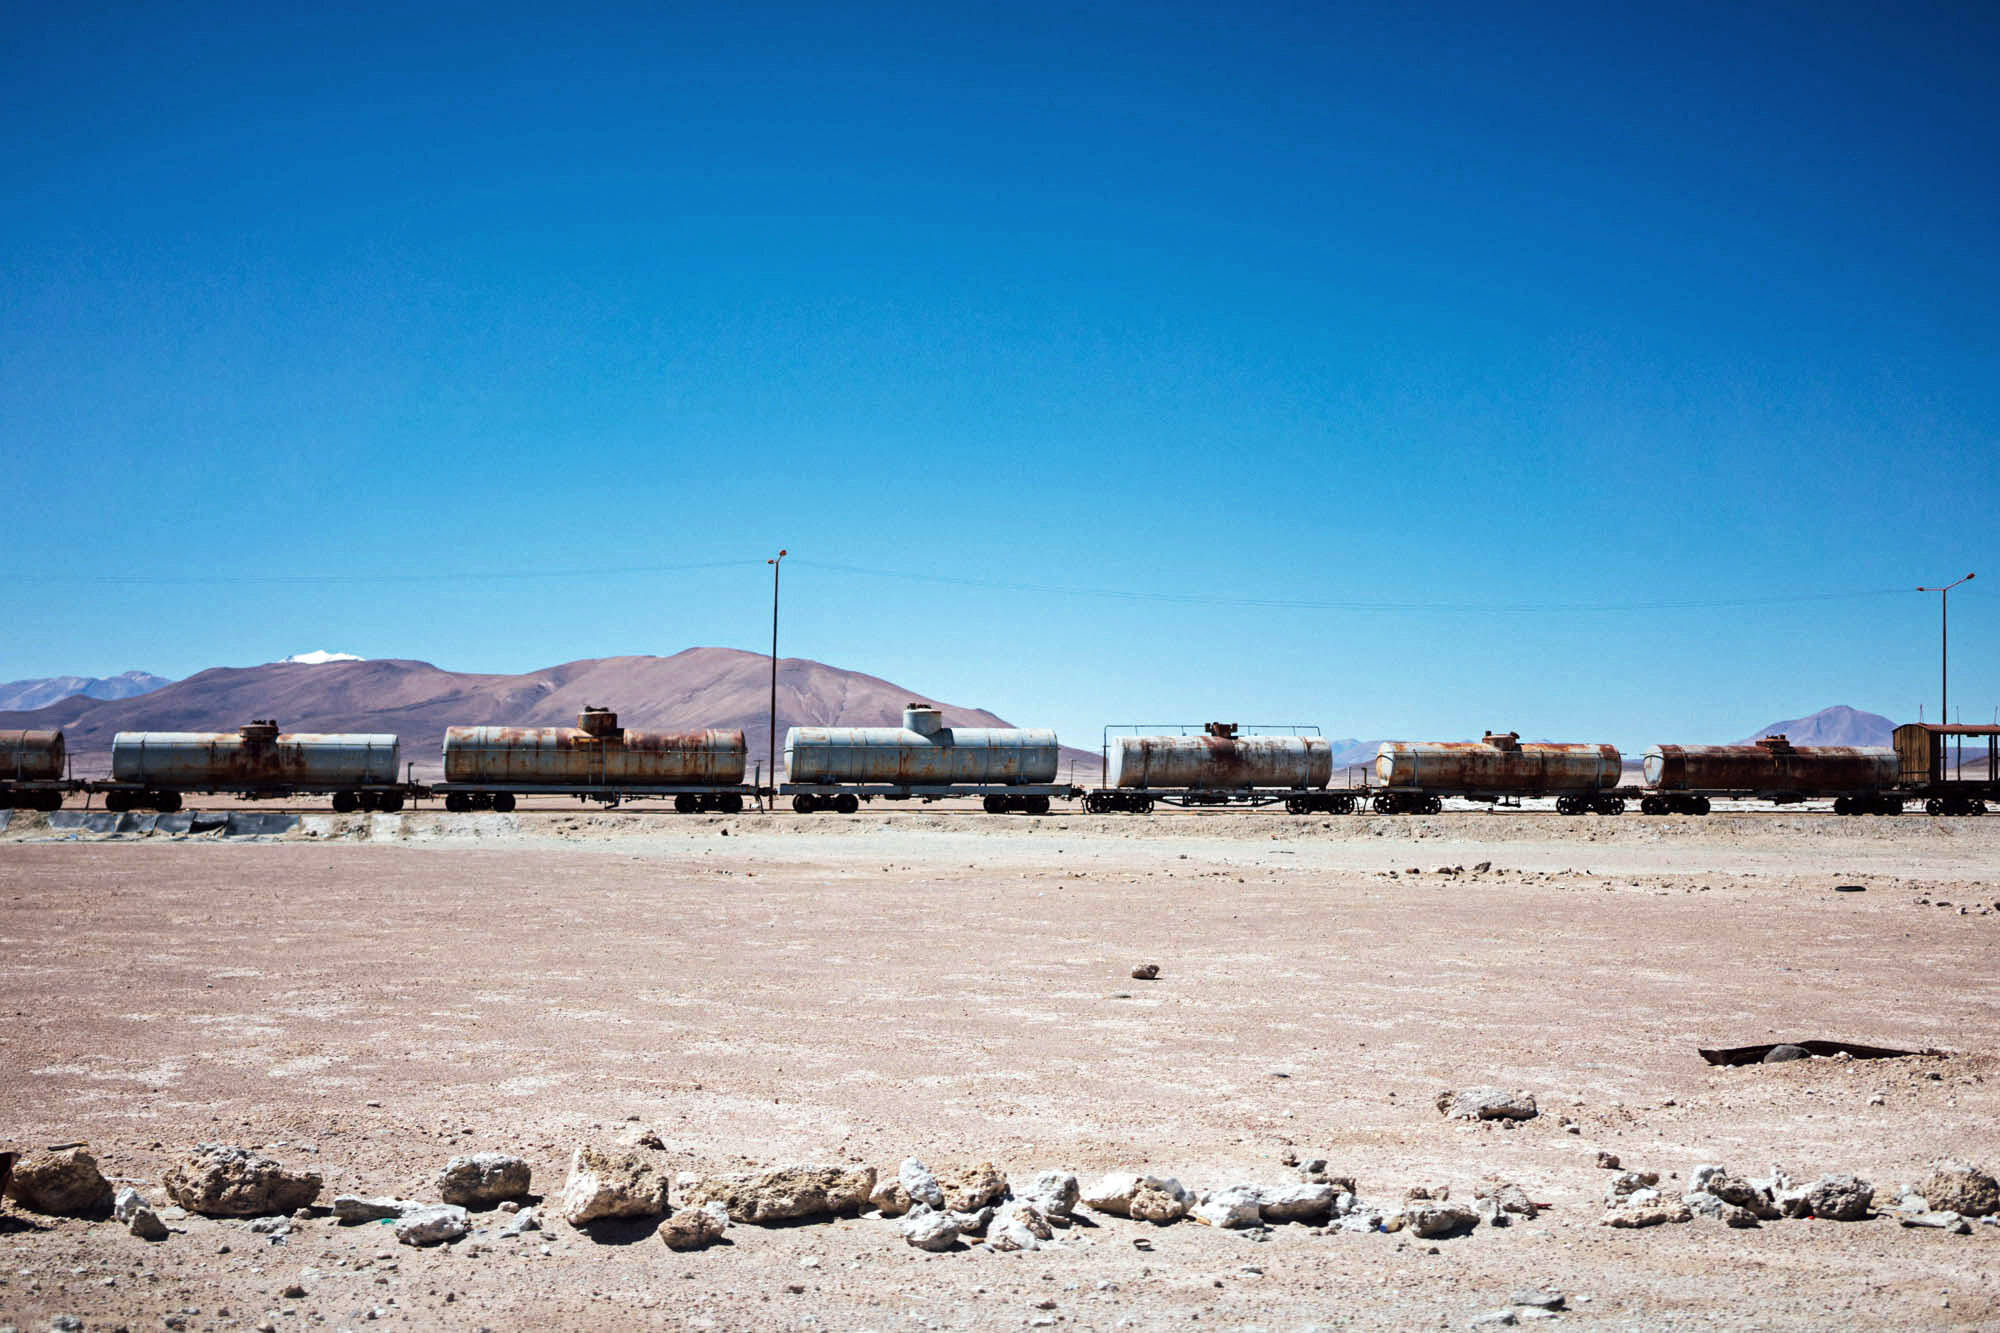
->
xmin=1019 ymin=1171 xmax=1080 ymax=1224
xmin=987 ymin=1200 xmax=1054 ymax=1251
xmin=898 ymin=1158 xmax=945 ymax=1210
xmin=162 ymin=1145 xmax=321 ymax=1218
xmin=5 ymin=1148 xmax=114 ymax=1217
xmin=1194 ymin=1185 xmax=1264 ymax=1229
xmin=1804 ymin=1174 xmax=1873 ymax=1222
xmin=1082 ymin=1172 xmax=1192 ymax=1223
xmin=558 ymin=1145 xmax=671 ymax=1226
xmin=902 ymin=1208 xmax=964 ymax=1251
xmin=395 ymin=1204 xmax=471 ymax=1247
xmin=436 ymin=1153 xmax=531 ymax=1208
xmin=678 ymin=1165 xmax=875 ymax=1224
xmin=1259 ymin=1182 xmax=1336 ymax=1223
xmin=936 ymin=1162 xmax=1007 ymax=1213
xmin=1918 ymin=1162 xmax=2000 ymax=1218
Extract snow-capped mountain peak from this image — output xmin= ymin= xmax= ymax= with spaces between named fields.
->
xmin=280 ymin=650 xmax=364 ymax=665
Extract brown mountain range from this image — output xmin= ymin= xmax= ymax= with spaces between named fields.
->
xmin=0 ymin=648 xmax=1102 ymax=781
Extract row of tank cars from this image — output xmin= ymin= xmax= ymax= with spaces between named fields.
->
xmin=2 ymin=705 xmax=1996 ymax=817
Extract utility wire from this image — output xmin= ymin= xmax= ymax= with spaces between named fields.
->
xmin=21 ymin=559 xmax=763 ymax=586
xmin=788 ymin=559 xmax=1911 ymax=615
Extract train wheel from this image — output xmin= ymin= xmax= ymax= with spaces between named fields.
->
xmin=38 ymin=790 xmax=64 ymax=812
xmin=1554 ymin=796 xmax=1574 ymax=815
xmin=1693 ymin=795 xmax=1710 ymax=815
xmin=154 ymin=791 xmax=183 ymax=813
xmin=377 ymin=792 xmax=405 ymax=813
xmin=1640 ymin=795 xmax=1663 ymax=815
xmin=0 ymin=790 xmax=12 ymax=810
xmin=835 ymin=792 xmax=859 ymax=815
xmin=1878 ymin=796 xmax=1902 ymax=816
xmin=675 ymin=793 xmax=698 ymax=814
xmin=445 ymin=792 xmax=471 ymax=813
xmin=791 ymin=794 xmax=817 ymax=813
xmin=332 ymin=791 xmax=360 ymax=814
xmin=1925 ymin=798 xmax=1943 ymax=816
xmin=983 ymin=795 xmax=1005 ymax=814
xmin=491 ymin=792 xmax=517 ymax=813
xmin=721 ymin=793 xmax=743 ymax=814
xmin=1372 ymin=793 xmax=1398 ymax=814
xmin=1972 ymin=800 xmax=1988 ymax=816
xmin=1423 ymin=795 xmax=1443 ymax=815
xmin=1138 ymin=797 xmax=1155 ymax=814
xmin=1027 ymin=795 xmax=1050 ymax=815
xmin=1083 ymin=793 xmax=1104 ymax=814
xmin=1595 ymin=796 xmax=1625 ymax=815
xmin=1834 ymin=796 xmax=1853 ymax=816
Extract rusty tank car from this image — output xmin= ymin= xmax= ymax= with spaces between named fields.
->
xmin=782 ymin=704 xmax=1064 ymax=814
xmin=0 ymin=730 xmax=68 ymax=811
xmin=1641 ymin=735 xmax=1901 ymax=815
xmin=439 ymin=707 xmax=747 ymax=812
xmin=1372 ymin=731 xmax=1625 ymax=814
xmin=107 ymin=720 xmax=401 ymax=813
xmin=1084 ymin=723 xmax=1351 ymax=813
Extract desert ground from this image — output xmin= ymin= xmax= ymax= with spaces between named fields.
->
xmin=2 ymin=807 xmax=1997 ymax=1332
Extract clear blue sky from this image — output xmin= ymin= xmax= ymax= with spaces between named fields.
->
xmin=5 ymin=1 xmax=1995 ymax=748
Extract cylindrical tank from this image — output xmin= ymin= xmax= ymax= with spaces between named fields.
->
xmin=1376 ymin=732 xmax=1621 ymax=793
xmin=785 ymin=704 xmax=1059 ymax=784
xmin=1107 ymin=733 xmax=1331 ymax=789
xmin=112 ymin=722 xmax=400 ymax=787
xmin=1 ymin=731 xmax=65 ymax=781
xmin=443 ymin=709 xmax=746 ymax=785
xmin=1644 ymin=737 xmax=1898 ymax=793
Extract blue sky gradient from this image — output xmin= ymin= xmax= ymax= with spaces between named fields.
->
xmin=4 ymin=2 xmax=1995 ymax=747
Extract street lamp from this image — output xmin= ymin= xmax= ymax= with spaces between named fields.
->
xmin=767 ymin=549 xmax=787 ymax=807
xmin=1915 ymin=572 xmax=1974 ymax=731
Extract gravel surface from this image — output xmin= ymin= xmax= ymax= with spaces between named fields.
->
xmin=2 ymin=812 xmax=1997 ymax=1329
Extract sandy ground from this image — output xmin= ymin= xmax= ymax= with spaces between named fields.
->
xmin=2 ymin=810 xmax=1998 ymax=1331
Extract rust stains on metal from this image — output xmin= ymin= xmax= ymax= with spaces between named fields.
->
xmin=1644 ymin=743 xmax=1897 ymax=793
xmin=1 ymin=730 xmax=65 ymax=782
xmin=1377 ymin=736 xmax=1621 ymax=793
xmin=443 ymin=722 xmax=748 ymax=785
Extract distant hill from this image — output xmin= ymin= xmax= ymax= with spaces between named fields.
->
xmin=0 ymin=649 xmax=1101 ymax=781
xmin=0 ymin=670 xmax=172 ymax=712
xmin=1736 ymin=705 xmax=1895 ymax=748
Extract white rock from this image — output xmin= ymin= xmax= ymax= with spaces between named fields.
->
xmin=898 ymin=1158 xmax=946 ymax=1210
xmin=987 ymin=1201 xmax=1054 ymax=1251
xmin=333 ymin=1196 xmax=417 ymax=1224
xmin=901 ymin=1209 xmax=963 ymax=1251
xmin=1194 ymin=1185 xmax=1264 ymax=1229
xmin=1258 ymin=1183 xmax=1336 ymax=1223
xmin=113 ymin=1187 xmax=146 ymax=1225
xmin=394 ymin=1204 xmax=471 ymax=1247
xmin=1019 ymin=1171 xmax=1080 ymax=1223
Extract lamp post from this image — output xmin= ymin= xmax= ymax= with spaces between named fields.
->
xmin=1915 ymin=572 xmax=1974 ymax=735
xmin=767 ymin=549 xmax=787 ymax=807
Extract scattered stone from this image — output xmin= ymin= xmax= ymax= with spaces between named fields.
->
xmin=394 ymin=1204 xmax=470 ymax=1247
xmin=868 ymin=1175 xmax=912 ymax=1217
xmin=1510 ymin=1291 xmax=1564 ymax=1311
xmin=1470 ymin=1308 xmax=1517 ymax=1326
xmin=557 ymin=1145 xmax=671 ymax=1226
xmin=1193 ymin=1185 xmax=1264 ymax=1230
xmin=1595 ymin=1152 xmax=1620 ymax=1170
xmin=1131 ymin=963 xmax=1159 ymax=980
xmin=1082 ymin=1172 xmax=1192 ymax=1224
xmin=164 ymin=1146 xmax=321 ymax=1218
xmin=1401 ymin=1200 xmax=1479 ymax=1238
xmin=1018 ymin=1171 xmax=1080 ymax=1224
xmin=497 ymin=1206 xmax=540 ymax=1238
xmin=659 ymin=1203 xmax=730 ymax=1252
xmin=1604 ymin=1171 xmax=1660 ymax=1205
xmin=436 ymin=1154 xmax=531 ymax=1208
xmin=281 ymin=1284 xmax=307 ymax=1299
xmin=901 ymin=1209 xmax=964 ymax=1251
xmin=936 ymin=1162 xmax=1008 ymax=1213
xmin=987 ymin=1201 xmax=1054 ymax=1251
xmin=1704 ymin=1172 xmax=1780 ymax=1219
xmin=4 ymin=1148 xmax=114 ymax=1218
xmin=1918 ymin=1162 xmax=2000 ymax=1218
xmin=332 ymin=1196 xmax=416 ymax=1224
xmin=113 ymin=1185 xmax=147 ymax=1224
xmin=129 ymin=1205 xmax=171 ymax=1241
xmin=1436 ymin=1088 xmax=1539 ymax=1121
xmin=898 ymin=1159 xmax=946 ymax=1210
xmin=1762 ymin=1044 xmax=1811 ymax=1063
xmin=1258 ymin=1183 xmax=1336 ymax=1223
xmin=1602 ymin=1198 xmax=1692 ymax=1228
xmin=1474 ymin=1180 xmax=1537 ymax=1220
xmin=1804 ymin=1174 xmax=1873 ymax=1221
xmin=1900 ymin=1210 xmax=1971 ymax=1234
xmin=680 ymin=1165 xmax=875 ymax=1224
